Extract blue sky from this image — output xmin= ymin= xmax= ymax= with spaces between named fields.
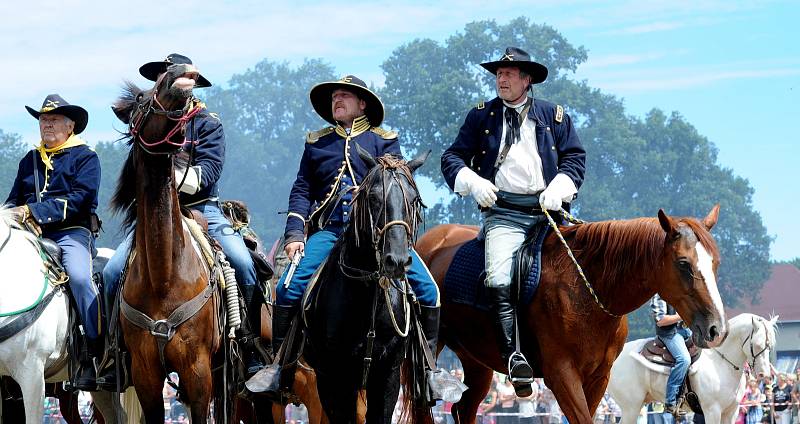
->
xmin=0 ymin=0 xmax=796 ymax=260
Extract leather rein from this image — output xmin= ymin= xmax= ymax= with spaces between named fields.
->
xmin=129 ymin=72 xmax=202 ymax=152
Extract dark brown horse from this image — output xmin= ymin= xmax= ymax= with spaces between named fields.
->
xmin=110 ymin=63 xmax=222 ymax=423
xmin=415 ymin=206 xmax=726 ymax=424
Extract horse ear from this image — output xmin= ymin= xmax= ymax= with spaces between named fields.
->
xmin=356 ymin=144 xmax=377 ymax=169
xmin=658 ymin=209 xmax=678 ymax=237
xmin=407 ymin=149 xmax=431 ymax=173
xmin=703 ymin=204 xmax=720 ymax=230
xmin=111 ymin=105 xmax=131 ymax=124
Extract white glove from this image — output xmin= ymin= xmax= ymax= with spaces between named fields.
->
xmin=175 ymin=165 xmax=202 ymax=195
xmin=539 ymin=173 xmax=577 ymax=211
xmin=454 ymin=167 xmax=498 ymax=208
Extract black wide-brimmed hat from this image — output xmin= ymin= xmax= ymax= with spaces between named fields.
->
xmin=309 ymin=75 xmax=384 ymax=126
xmin=480 ymin=47 xmax=548 ymax=84
xmin=139 ymin=53 xmax=212 ymax=88
xmin=25 ymin=94 xmax=89 ymax=134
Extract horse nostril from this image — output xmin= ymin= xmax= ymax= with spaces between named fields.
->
xmin=708 ymin=325 xmax=719 ymax=341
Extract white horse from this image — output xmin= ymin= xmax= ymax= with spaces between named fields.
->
xmin=607 ymin=313 xmax=777 ymax=424
xmin=0 ymin=208 xmax=125 ymax=423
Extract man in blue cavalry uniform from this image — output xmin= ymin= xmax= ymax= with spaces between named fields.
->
xmin=441 ymin=47 xmax=586 ymax=396
xmin=6 ymin=94 xmax=102 ymax=391
xmin=271 ymin=75 xmax=441 ymax=368
xmin=650 ymin=294 xmax=692 ymax=416
xmin=102 ymin=54 xmax=265 ymax=380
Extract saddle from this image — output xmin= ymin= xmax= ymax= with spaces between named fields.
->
xmin=443 ymin=222 xmax=549 ymax=309
xmin=639 ymin=336 xmax=701 ymax=367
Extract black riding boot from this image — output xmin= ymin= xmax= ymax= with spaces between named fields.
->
xmin=73 ymin=334 xmax=98 ymax=391
xmin=270 ymin=304 xmax=297 ymax=356
xmin=239 ymin=285 xmax=266 ymax=378
xmin=246 ymin=304 xmax=297 ymax=399
xmin=486 ymin=285 xmax=533 ymax=397
xmin=420 ymin=305 xmax=440 ymax=359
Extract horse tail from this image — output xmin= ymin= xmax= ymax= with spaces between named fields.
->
xmin=400 ymin=356 xmax=434 ymax=424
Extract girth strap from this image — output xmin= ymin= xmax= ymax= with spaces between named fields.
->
xmin=120 ymin=281 xmax=216 ymax=370
xmin=0 ymin=288 xmax=59 ymax=343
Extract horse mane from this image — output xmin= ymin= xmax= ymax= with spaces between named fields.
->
xmin=562 ymin=216 xmax=718 ymax=284
xmin=109 ymin=82 xmax=146 ymax=229
xmin=349 ymin=154 xmax=422 ymax=248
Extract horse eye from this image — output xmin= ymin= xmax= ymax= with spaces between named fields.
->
xmin=677 ymin=259 xmax=691 ymax=270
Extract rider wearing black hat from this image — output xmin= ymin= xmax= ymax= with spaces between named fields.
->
xmin=7 ymin=94 xmax=102 ymax=391
xmin=258 ymin=75 xmax=441 ymax=398
xmin=441 ymin=47 xmax=586 ymax=396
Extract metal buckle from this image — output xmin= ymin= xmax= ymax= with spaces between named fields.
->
xmin=150 ymin=320 xmax=174 ymax=340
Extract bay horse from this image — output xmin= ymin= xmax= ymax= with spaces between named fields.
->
xmin=110 ymin=63 xmax=223 ymax=423
xmin=415 ymin=205 xmax=727 ymax=424
xmin=302 ymin=148 xmax=429 ymax=424
xmin=608 ymin=313 xmax=777 ymax=423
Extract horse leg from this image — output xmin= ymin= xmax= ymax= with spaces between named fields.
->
xmin=452 ymin=354 xmax=493 ymax=424
xmin=542 ymin=362 xmax=594 ymax=424
xmin=130 ymin=355 xmax=167 ymax=424
xmin=296 ymin=365 xmax=328 ymax=424
xmin=365 ymin=361 xmax=403 ymax=424
xmin=93 ymin=390 xmax=125 ymax=424
xmin=15 ymin=366 xmax=46 ymax=424
xmin=179 ymin=355 xmax=213 ymax=422
xmin=316 ymin=370 xmax=359 ymax=424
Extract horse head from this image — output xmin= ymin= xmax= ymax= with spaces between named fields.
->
xmin=112 ymin=62 xmax=201 ymax=154
xmin=735 ymin=314 xmax=778 ymax=377
xmin=656 ymin=204 xmax=726 ymax=348
xmin=353 ymin=145 xmax=429 ymax=280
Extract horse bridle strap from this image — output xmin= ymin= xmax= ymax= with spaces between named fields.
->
xmin=0 ymin=287 xmax=59 ymax=343
xmin=120 ymin=280 xmax=216 ymax=369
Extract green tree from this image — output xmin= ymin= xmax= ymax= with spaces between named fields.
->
xmin=203 ymin=59 xmax=338 ymax=242
xmin=94 ymin=140 xmax=130 ymax=248
xmin=380 ymin=17 xmax=771 ymax=339
xmin=0 ymin=130 xmax=29 ymax=193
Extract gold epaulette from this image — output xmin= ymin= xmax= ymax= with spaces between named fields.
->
xmin=306 ymin=126 xmax=335 ymax=144
xmin=555 ymin=105 xmax=564 ymax=123
xmin=476 ymin=101 xmax=485 ymax=110
xmin=370 ymin=127 xmax=398 ymax=140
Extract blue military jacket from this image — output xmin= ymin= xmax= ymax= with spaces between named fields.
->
xmin=6 ymin=144 xmax=100 ymax=232
xmin=283 ymin=124 xmax=400 ymax=244
xmin=441 ymin=97 xmax=585 ymax=194
xmin=179 ymin=110 xmax=225 ymax=206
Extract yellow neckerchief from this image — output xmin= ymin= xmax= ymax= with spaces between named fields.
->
xmin=36 ymin=133 xmax=86 ymax=171
xmin=334 ymin=115 xmax=370 ymax=139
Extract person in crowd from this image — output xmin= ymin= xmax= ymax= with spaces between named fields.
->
xmin=771 ymin=373 xmax=793 ymax=424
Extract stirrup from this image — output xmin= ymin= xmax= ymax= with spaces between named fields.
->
xmin=507 ymin=352 xmax=533 ymax=384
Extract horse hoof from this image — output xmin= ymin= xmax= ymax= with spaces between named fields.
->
xmin=512 ymin=383 xmax=533 ymax=398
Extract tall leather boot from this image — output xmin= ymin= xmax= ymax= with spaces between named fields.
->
xmin=73 ymin=330 xmax=98 ymax=391
xmin=270 ymin=304 xmax=297 ymax=356
xmin=239 ymin=285 xmax=266 ymax=378
xmin=251 ymin=304 xmax=297 ymax=399
xmin=486 ymin=285 xmax=533 ymax=397
xmin=419 ymin=305 xmax=440 ymax=359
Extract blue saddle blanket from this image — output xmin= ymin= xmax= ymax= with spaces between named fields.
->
xmin=443 ymin=224 xmax=549 ymax=310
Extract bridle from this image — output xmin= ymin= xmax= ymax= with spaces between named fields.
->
xmin=128 ymin=71 xmax=202 ymax=153
xmin=714 ymin=317 xmax=772 ymax=372
xmin=338 ymin=158 xmax=422 ymax=283
xmin=742 ymin=317 xmax=772 ymax=371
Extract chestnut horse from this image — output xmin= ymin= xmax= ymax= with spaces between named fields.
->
xmin=415 ymin=206 xmax=726 ymax=424
xmin=110 ymin=63 xmax=223 ymax=423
